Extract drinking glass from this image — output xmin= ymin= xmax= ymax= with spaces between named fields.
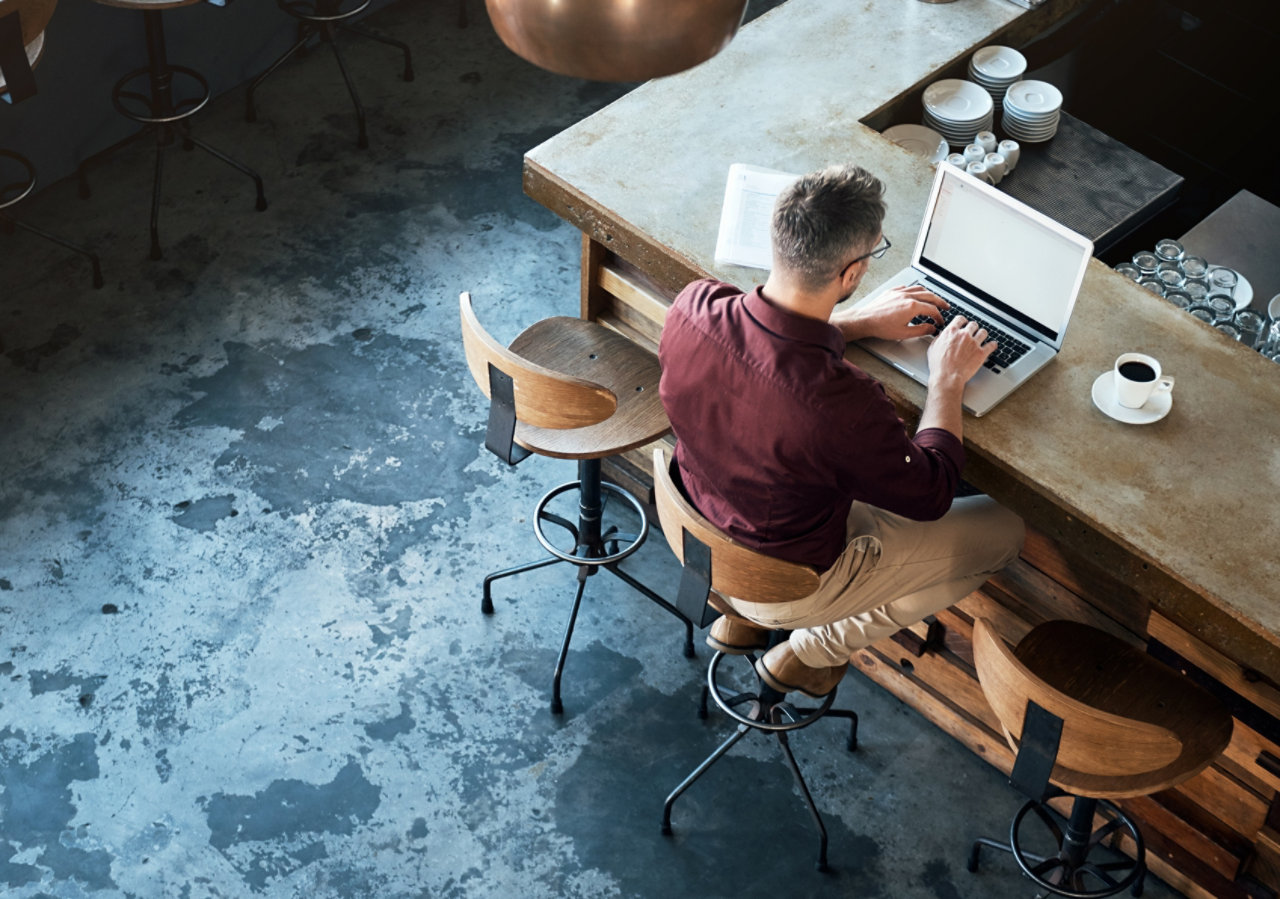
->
xmin=1164 ymin=289 xmax=1191 ymax=310
xmin=1206 ymin=294 xmax=1235 ymax=323
xmin=1209 ymin=267 xmax=1239 ymax=296
xmin=1181 ymin=255 xmax=1208 ymax=279
xmin=1132 ymin=251 xmax=1159 ymax=276
xmin=1138 ymin=277 xmax=1165 ymax=297
xmin=1114 ymin=262 xmax=1141 ymax=281
xmin=1216 ymin=323 xmax=1242 ymax=341
xmin=1154 ymin=238 xmax=1184 ymax=263
xmin=1232 ymin=310 xmax=1265 ymax=349
xmin=1186 ymin=305 xmax=1215 ymax=324
xmin=1183 ymin=279 xmax=1209 ymax=303
xmin=1261 ymin=320 xmax=1280 ymax=355
xmin=1157 ymin=267 xmax=1186 ymax=290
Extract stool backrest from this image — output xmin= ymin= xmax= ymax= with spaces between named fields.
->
xmin=972 ymin=618 xmax=1182 ymax=778
xmin=460 ymin=291 xmax=616 ymax=431
xmin=653 ymin=447 xmax=820 ymax=605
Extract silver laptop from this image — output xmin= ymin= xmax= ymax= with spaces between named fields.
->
xmin=853 ymin=163 xmax=1094 ymax=416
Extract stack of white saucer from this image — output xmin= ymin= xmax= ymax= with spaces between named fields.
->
xmin=921 ymin=79 xmax=994 ymax=149
xmin=1001 ymin=80 xmax=1063 ymax=143
xmin=967 ymin=46 xmax=1026 ymax=112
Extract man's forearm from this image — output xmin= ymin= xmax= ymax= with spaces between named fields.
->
xmin=919 ymin=379 xmax=966 ymax=442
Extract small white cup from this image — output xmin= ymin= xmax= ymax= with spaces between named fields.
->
xmin=1113 ymin=353 xmax=1174 ymax=409
xmin=966 ymin=161 xmax=992 ymax=184
xmin=963 ymin=143 xmax=986 ymax=165
xmin=977 ymin=131 xmax=998 ymax=154
xmin=984 ymin=152 xmax=1007 ymax=183
xmin=946 ymin=152 xmax=967 ymax=169
xmin=998 ymin=139 xmax=1020 ymax=172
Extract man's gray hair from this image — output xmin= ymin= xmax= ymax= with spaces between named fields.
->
xmin=771 ymin=164 xmax=886 ymax=289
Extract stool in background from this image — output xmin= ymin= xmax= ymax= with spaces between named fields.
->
xmin=1 ymin=3 xmax=103 ymax=287
xmin=80 ymin=0 xmax=267 ymax=261
xmin=968 ymin=618 xmax=1233 ymax=897
xmin=246 ymin=0 xmax=413 ymax=149
xmin=459 ymin=292 xmax=693 ymax=715
xmin=651 ymin=447 xmax=858 ymax=872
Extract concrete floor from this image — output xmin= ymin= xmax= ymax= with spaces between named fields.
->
xmin=0 ymin=2 xmax=1186 ymax=897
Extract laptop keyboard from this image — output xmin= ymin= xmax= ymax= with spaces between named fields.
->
xmin=908 ymin=287 xmax=1032 ymax=373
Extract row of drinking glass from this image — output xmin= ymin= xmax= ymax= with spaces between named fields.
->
xmin=1114 ymin=238 xmax=1280 ymax=362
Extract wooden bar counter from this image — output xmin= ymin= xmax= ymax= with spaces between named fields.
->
xmin=522 ymin=1 xmax=1280 ymax=895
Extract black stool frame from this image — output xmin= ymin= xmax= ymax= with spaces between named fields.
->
xmin=479 ymin=364 xmax=693 ymax=715
xmin=78 ymin=8 xmax=267 ymax=261
xmin=968 ymin=700 xmax=1147 ymax=898
xmin=2 ymin=151 xmax=103 ymax=289
xmin=246 ymin=0 xmax=414 ymax=149
xmin=659 ymin=530 xmax=858 ymax=872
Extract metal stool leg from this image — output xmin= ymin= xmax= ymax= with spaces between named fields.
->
xmin=246 ymin=31 xmax=311 ymax=123
xmin=323 ymin=28 xmax=368 ymax=149
xmin=336 ymin=21 xmax=414 ymax=80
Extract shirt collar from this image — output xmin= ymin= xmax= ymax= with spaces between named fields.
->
xmin=743 ymin=287 xmax=846 ymax=358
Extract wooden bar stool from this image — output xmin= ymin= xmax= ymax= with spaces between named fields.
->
xmin=968 ymin=618 xmax=1233 ymax=897
xmin=79 ymin=0 xmax=267 ymax=260
xmin=459 ymin=292 xmax=693 ymax=715
xmin=245 ymin=0 xmax=413 ymax=149
xmin=650 ymin=447 xmax=858 ymax=872
xmin=1 ymin=3 xmax=103 ymax=287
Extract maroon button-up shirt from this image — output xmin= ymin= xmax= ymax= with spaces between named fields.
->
xmin=658 ymin=279 xmax=965 ymax=571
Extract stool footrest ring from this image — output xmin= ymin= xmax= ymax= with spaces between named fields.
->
xmin=533 ymin=480 xmax=648 ymax=566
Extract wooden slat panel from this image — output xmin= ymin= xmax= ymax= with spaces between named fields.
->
xmin=1165 ymin=765 xmax=1269 ymax=845
xmin=1124 ymin=794 xmax=1251 ymax=886
xmin=1148 ymin=610 xmax=1280 ymax=720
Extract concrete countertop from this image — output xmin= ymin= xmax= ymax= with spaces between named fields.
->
xmin=525 ymin=0 xmax=1280 ymax=665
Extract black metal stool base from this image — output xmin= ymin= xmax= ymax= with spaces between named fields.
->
xmin=662 ymin=646 xmax=858 ymax=872
xmin=969 ymin=795 xmax=1146 ymax=898
xmin=2 ymin=150 xmax=104 ymax=289
xmin=78 ymin=10 xmax=267 ymax=261
xmin=246 ymin=0 xmax=414 ymax=149
xmin=481 ymin=459 xmax=694 ymax=715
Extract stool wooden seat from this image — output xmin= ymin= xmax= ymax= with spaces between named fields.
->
xmin=245 ymin=0 xmax=413 ymax=149
xmin=460 ymin=291 xmax=691 ymax=715
xmin=79 ymin=0 xmax=266 ymax=260
xmin=651 ymin=446 xmax=858 ymax=872
xmin=968 ymin=617 xmax=1234 ymax=897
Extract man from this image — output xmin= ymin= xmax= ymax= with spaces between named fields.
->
xmin=658 ymin=163 xmax=1025 ymax=698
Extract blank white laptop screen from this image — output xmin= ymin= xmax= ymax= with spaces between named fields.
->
xmin=920 ymin=173 xmax=1088 ymax=343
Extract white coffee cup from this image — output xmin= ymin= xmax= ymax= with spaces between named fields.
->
xmin=946 ymin=152 xmax=967 ymax=169
xmin=963 ymin=143 xmax=986 ymax=165
xmin=998 ymin=139 xmax=1020 ymax=172
xmin=1113 ymin=352 xmax=1174 ymax=409
xmin=984 ymin=152 xmax=1007 ymax=183
xmin=977 ymin=131 xmax=998 ymax=154
xmin=966 ymin=161 xmax=992 ymax=184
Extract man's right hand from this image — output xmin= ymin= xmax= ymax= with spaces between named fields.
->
xmin=926 ymin=316 xmax=996 ymax=390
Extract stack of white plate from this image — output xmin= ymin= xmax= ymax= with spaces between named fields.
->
xmin=967 ymin=46 xmax=1026 ymax=111
xmin=921 ymin=79 xmax=994 ymax=149
xmin=882 ymin=124 xmax=949 ymax=163
xmin=1002 ymin=80 xmax=1063 ymax=143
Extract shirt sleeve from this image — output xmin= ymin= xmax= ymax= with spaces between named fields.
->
xmin=831 ymin=381 xmax=965 ymax=521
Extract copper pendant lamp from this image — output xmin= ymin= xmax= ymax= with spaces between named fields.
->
xmin=485 ymin=0 xmax=750 ymax=82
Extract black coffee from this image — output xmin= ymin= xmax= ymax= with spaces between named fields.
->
xmin=1118 ymin=361 xmax=1156 ymax=382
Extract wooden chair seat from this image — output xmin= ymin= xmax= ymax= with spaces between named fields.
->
xmin=652 ymin=446 xmax=819 ymax=605
xmin=460 ymin=292 xmax=669 ymax=460
xmin=975 ymin=618 xmax=1233 ymax=800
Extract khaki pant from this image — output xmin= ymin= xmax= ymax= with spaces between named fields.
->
xmin=729 ymin=496 xmax=1025 ymax=667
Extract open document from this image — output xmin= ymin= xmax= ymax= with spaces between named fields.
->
xmin=714 ymin=164 xmax=799 ymax=270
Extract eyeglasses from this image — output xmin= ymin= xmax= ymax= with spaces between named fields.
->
xmin=848 ymin=236 xmax=892 ymax=266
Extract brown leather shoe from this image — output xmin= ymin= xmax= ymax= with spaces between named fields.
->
xmin=706 ymin=615 xmax=771 ymax=654
xmin=755 ymin=642 xmax=848 ymax=698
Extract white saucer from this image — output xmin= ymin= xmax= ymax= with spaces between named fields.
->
xmin=883 ymin=124 xmax=949 ymax=162
xmin=1206 ymin=265 xmax=1253 ymax=310
xmin=1091 ymin=372 xmax=1172 ymax=424
xmin=971 ymin=46 xmax=1027 ymax=80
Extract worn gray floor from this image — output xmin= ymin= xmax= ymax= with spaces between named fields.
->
xmin=0 ymin=2 xmax=1185 ymax=897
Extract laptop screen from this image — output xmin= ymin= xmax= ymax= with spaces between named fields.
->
xmin=916 ymin=166 xmax=1092 ymax=344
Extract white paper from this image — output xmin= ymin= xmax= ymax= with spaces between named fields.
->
xmin=714 ymin=163 xmax=799 ymax=270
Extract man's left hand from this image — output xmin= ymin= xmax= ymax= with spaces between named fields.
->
xmin=830 ymin=285 xmax=949 ymax=342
